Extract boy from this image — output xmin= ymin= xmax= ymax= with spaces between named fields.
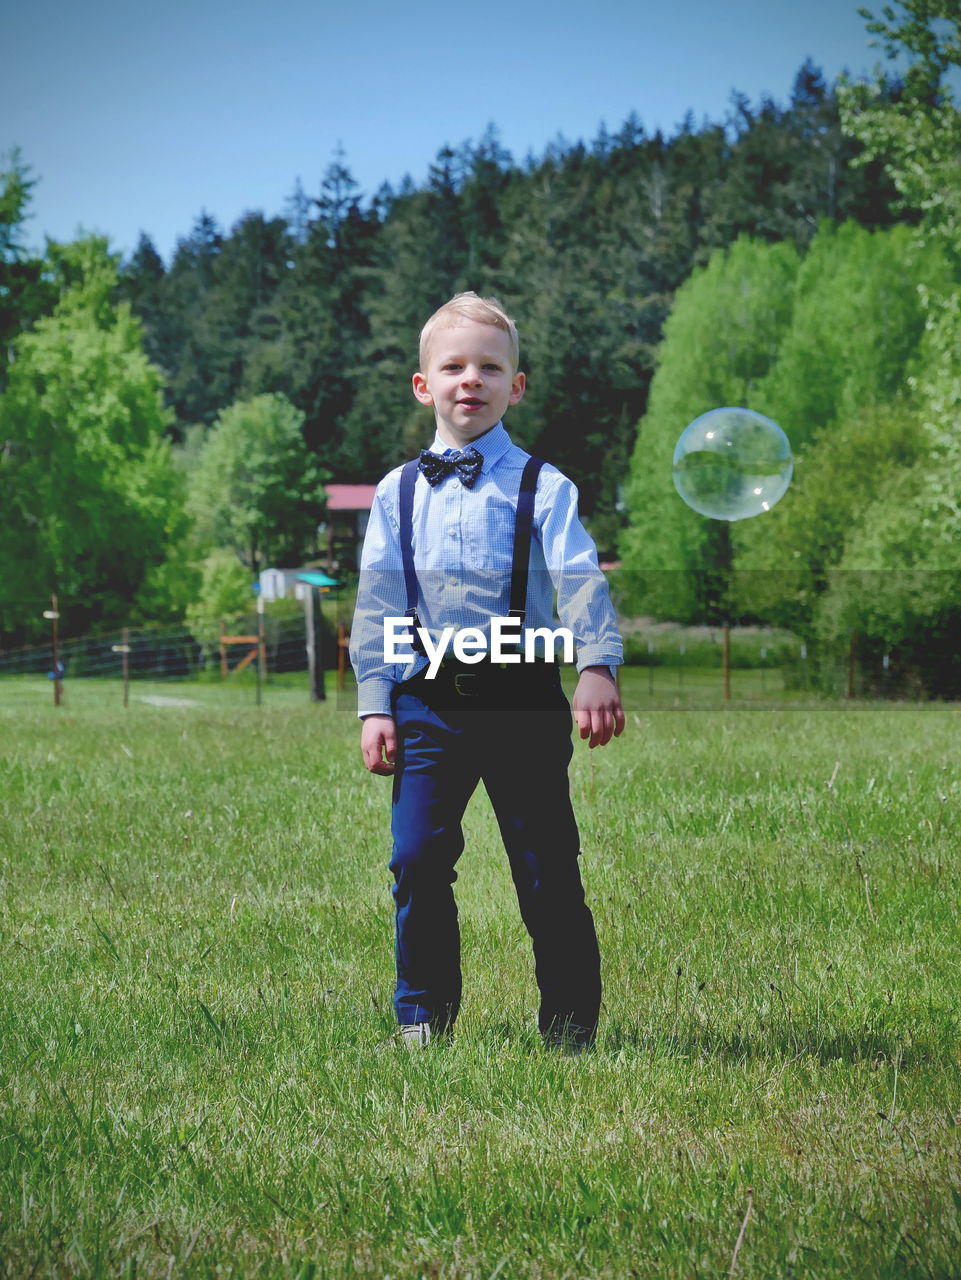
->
xmin=350 ymin=293 xmax=624 ymax=1049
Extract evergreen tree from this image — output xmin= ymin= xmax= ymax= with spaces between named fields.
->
xmin=284 ymin=176 xmax=311 ymax=245
xmin=119 ymin=233 xmax=168 ymax=377
xmin=160 ymin=210 xmax=224 ymax=427
xmin=314 ymin=146 xmax=362 ymax=246
xmin=458 ymin=125 xmax=513 ymax=284
xmin=702 ymin=71 xmax=900 ymax=255
xmin=267 ymin=153 xmax=379 ymax=476
xmin=207 ymin=210 xmax=292 ymax=407
xmin=339 ymin=143 xmax=477 ymax=476
xmin=0 ymin=149 xmax=55 ymax=386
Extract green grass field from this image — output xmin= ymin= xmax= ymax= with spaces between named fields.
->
xmin=1 ymin=671 xmax=959 ymax=1279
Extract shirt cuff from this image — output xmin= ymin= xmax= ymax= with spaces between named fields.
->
xmin=357 ymin=676 xmax=396 ymax=719
xmin=575 ymin=646 xmax=623 ymax=674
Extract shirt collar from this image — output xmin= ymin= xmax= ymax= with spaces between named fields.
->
xmin=428 ymin=421 xmax=511 ymax=473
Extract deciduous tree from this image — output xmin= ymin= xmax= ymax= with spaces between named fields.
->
xmin=186 ymin=392 xmax=328 ymax=573
xmin=619 ymin=235 xmax=800 ymax=620
xmin=0 ymin=237 xmax=187 ymax=642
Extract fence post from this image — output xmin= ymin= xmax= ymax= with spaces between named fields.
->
xmin=722 ymin=624 xmax=731 ymax=703
xmin=256 ymin=596 xmax=265 ymax=706
xmin=43 ymin=595 xmax=62 ymax=707
xmin=338 ymin=623 xmax=348 ymax=691
xmin=219 ymin=622 xmax=228 ymax=680
xmin=304 ymin=586 xmax=325 ymax=702
xmin=111 ymin=630 xmax=145 ymax=698
xmin=120 ymin=626 xmax=131 ymax=708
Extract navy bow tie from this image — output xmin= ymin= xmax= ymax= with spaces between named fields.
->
xmin=418 ymin=446 xmax=484 ymax=489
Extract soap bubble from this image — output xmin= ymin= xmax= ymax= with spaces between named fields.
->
xmin=672 ymin=407 xmax=793 ymax=521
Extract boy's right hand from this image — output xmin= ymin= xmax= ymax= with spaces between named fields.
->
xmin=361 ymin=714 xmax=397 ymax=775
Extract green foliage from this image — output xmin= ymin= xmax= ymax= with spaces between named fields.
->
xmin=0 ymin=237 xmax=188 ymax=643
xmin=817 ymin=1 xmax=961 ymax=690
xmin=133 ymin=538 xmax=202 ymax=626
xmin=729 ymin=221 xmax=950 ymax=635
xmin=751 ymin=222 xmax=943 ymax=446
xmin=184 ymin=551 xmax=256 ymax=645
xmin=0 ymin=147 xmax=33 ymax=261
xmin=840 ymin=1 xmax=961 ymax=261
xmin=186 ymin=392 xmax=328 ymax=572
xmin=731 ymin=401 xmax=927 ymax=632
xmin=811 ymin=291 xmax=961 ymax=691
xmin=620 ymin=217 xmax=957 ymax=676
xmin=842 ymin=292 xmax=961 ymax=582
xmin=619 ymin=235 xmax=801 ymax=619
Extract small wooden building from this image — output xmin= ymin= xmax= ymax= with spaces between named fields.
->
xmin=323 ymin=484 xmax=377 ymax=572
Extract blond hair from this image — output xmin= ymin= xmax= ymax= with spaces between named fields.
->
xmin=418 ymin=292 xmax=520 ymax=372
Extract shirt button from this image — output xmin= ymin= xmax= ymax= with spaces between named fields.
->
xmin=448 ymin=579 xmax=457 ymax=587
xmin=447 ymin=527 xmax=457 ymax=537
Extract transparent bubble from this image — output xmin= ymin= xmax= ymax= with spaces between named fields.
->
xmin=672 ymin=407 xmax=793 ymax=521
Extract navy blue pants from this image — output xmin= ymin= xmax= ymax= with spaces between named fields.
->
xmin=389 ymin=672 xmax=602 ymax=1034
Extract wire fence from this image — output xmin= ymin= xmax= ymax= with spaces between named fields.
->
xmin=0 ymin=616 xmax=315 ymax=680
xmin=617 ymin=623 xmax=944 ymax=701
xmin=1 ymin=608 xmax=952 ymax=710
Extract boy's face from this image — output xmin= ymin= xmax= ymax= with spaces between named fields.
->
xmin=412 ymin=320 xmax=526 ymax=448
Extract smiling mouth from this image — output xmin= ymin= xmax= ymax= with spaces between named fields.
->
xmin=458 ymin=398 xmax=485 ymax=409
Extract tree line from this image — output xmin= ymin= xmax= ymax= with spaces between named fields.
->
xmin=1 ymin=6 xmax=957 ymax=676
xmin=117 ymin=59 xmax=902 ymax=542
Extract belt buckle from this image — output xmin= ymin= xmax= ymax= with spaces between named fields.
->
xmin=453 ymin=671 xmax=480 ymax=697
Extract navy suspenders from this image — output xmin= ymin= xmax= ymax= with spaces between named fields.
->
xmin=509 ymin=455 xmax=544 ymax=625
xmin=398 ymin=454 xmax=545 ymax=651
xmin=398 ymin=458 xmax=423 ymax=648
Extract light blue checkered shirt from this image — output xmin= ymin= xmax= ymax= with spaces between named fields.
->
xmin=350 ymin=422 xmax=623 ymax=717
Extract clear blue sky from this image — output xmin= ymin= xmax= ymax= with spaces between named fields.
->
xmin=5 ymin=0 xmax=893 ymax=264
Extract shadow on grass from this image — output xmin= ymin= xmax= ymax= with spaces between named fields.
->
xmin=356 ymin=1009 xmax=958 ymax=1070
xmin=602 ymin=1018 xmax=957 ymax=1068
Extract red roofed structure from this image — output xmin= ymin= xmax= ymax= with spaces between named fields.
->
xmin=326 ymin=484 xmax=377 ymax=512
xmin=323 ymin=483 xmax=378 ymax=571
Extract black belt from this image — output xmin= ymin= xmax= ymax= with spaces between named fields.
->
xmin=403 ymin=657 xmax=563 ymax=707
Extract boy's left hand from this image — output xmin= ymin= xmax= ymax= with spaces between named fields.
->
xmin=572 ymin=666 xmax=625 ymax=748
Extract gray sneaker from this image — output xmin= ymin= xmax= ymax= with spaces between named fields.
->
xmin=398 ymin=1021 xmax=433 ymax=1049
